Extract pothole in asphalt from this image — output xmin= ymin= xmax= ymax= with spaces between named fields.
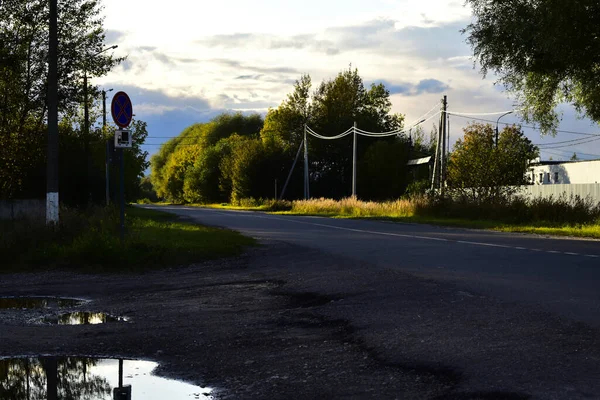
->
xmin=0 ymin=357 xmax=214 ymax=399
xmin=0 ymin=296 xmax=85 ymax=309
xmin=41 ymin=312 xmax=128 ymax=325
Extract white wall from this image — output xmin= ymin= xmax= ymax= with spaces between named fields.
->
xmin=529 ymin=160 xmax=600 ymax=185
xmin=517 ymin=184 xmax=600 ymax=203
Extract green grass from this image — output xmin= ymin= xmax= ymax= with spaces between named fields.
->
xmin=1 ymin=206 xmax=256 ymax=273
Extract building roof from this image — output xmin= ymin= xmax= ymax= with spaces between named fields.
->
xmin=407 ymin=156 xmax=432 ymax=166
xmin=531 ymin=159 xmax=600 ymax=166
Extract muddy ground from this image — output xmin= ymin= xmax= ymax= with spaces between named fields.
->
xmin=1 ymin=239 xmax=600 ymax=399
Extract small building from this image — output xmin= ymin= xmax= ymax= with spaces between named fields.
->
xmin=528 ymin=159 xmax=600 ymax=185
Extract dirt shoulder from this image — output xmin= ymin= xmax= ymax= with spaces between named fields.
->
xmin=1 ymin=240 xmax=599 ymax=399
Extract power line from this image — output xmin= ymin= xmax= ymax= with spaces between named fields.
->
xmin=536 ymin=137 xmax=600 ymax=149
xmin=541 ymin=148 xmax=600 ymax=158
xmin=448 ymin=113 xmax=600 ymax=137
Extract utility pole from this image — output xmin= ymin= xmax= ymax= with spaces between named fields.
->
xmin=303 ymin=125 xmax=309 ymax=200
xmin=352 ymin=121 xmax=357 ymax=198
xmin=46 ymin=0 xmax=59 ymax=224
xmin=441 ymin=95 xmax=448 ymax=191
xmin=431 ymin=98 xmax=443 ymax=190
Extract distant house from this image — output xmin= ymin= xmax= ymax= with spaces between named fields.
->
xmin=528 ymin=159 xmax=600 ymax=185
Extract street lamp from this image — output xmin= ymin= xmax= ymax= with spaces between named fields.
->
xmin=83 ymin=44 xmax=118 ymax=204
xmin=495 ymin=111 xmax=514 ymax=147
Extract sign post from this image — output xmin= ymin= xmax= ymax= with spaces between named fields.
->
xmin=111 ymin=91 xmax=133 ymax=245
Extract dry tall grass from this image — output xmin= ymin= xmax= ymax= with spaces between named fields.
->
xmin=291 ymin=197 xmax=427 ymax=218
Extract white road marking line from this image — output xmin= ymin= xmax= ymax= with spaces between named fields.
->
xmin=564 ymin=252 xmax=580 ymax=256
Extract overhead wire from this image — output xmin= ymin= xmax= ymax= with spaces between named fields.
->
xmin=447 ymin=113 xmax=600 ymax=137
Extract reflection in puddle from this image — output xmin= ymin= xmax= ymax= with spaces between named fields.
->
xmin=43 ymin=312 xmax=127 ymax=325
xmin=0 ymin=297 xmax=84 ymax=309
xmin=0 ymin=357 xmax=213 ymax=399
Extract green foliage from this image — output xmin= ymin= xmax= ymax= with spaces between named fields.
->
xmin=261 ymin=68 xmax=406 ymax=200
xmin=447 ymin=123 xmax=538 ymax=203
xmin=0 ymin=0 xmax=147 ymax=204
xmin=0 ymin=206 xmax=256 ymax=272
xmin=153 ymin=69 xmax=408 ymax=204
xmin=358 ymin=139 xmax=410 ymax=201
xmin=151 ymin=113 xmax=265 ymax=203
xmin=464 ymin=0 xmax=600 ymax=132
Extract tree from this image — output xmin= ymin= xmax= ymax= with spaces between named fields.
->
xmin=0 ymin=0 xmax=123 ymax=202
xmin=151 ymin=113 xmax=264 ymax=202
xmin=464 ymin=0 xmax=600 ymax=133
xmin=448 ymin=123 xmax=538 ymax=202
xmin=571 ymin=152 xmax=579 ymax=161
xmin=262 ymin=68 xmax=405 ymax=199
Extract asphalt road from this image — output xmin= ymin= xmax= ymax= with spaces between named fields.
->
xmin=144 ymin=205 xmax=600 ymax=329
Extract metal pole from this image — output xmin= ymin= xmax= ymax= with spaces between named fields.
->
xmin=496 ymin=111 xmax=514 ymax=147
xmin=118 ymin=359 xmax=123 ymax=388
xmin=46 ymin=0 xmax=59 ymax=224
xmin=119 ymin=148 xmax=125 ymax=245
xmin=279 ymin=139 xmax=304 ymax=200
xmin=103 ymin=90 xmax=110 ymax=206
xmin=352 ymin=121 xmax=357 ymax=198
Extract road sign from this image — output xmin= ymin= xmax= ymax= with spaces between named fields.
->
xmin=111 ymin=91 xmax=133 ymax=128
xmin=114 ymin=129 xmax=132 ymax=148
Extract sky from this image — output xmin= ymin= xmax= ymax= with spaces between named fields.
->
xmin=95 ymin=0 xmax=600 ymax=163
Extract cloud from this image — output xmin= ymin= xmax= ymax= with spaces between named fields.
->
xmin=103 ymin=84 xmax=213 ymax=117
xmin=235 ymin=74 xmax=264 ymax=80
xmin=194 ymin=18 xmax=469 ymax=61
xmin=197 ymin=33 xmax=339 ymax=56
xmin=210 ymin=59 xmax=299 ymax=75
xmin=371 ymin=79 xmax=449 ymax=96
xmin=104 ymin=29 xmax=127 ymax=45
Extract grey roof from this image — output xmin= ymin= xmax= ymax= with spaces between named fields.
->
xmin=407 ymin=156 xmax=432 ymax=166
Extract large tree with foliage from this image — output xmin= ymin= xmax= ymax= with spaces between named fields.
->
xmin=151 ymin=113 xmax=265 ymax=203
xmin=448 ymin=123 xmax=538 ymax=202
xmin=261 ymin=68 xmax=406 ymax=199
xmin=464 ymin=0 xmax=600 ymax=133
xmin=0 ymin=0 xmax=123 ymax=201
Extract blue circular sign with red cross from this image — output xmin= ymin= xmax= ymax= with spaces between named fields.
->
xmin=111 ymin=91 xmax=133 ymax=128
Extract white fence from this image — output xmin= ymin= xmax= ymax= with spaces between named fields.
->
xmin=0 ymin=199 xmax=45 ymax=220
xmin=517 ymin=184 xmax=600 ymax=203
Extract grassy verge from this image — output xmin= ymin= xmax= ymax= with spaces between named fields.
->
xmin=1 ymin=206 xmax=256 ymax=273
xmin=274 ymin=197 xmax=600 ymax=239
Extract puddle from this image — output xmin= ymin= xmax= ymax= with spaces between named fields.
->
xmin=0 ymin=297 xmax=84 ymax=309
xmin=0 ymin=357 xmax=213 ymax=399
xmin=42 ymin=312 xmax=128 ymax=325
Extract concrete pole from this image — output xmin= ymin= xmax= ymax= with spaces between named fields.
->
xmin=441 ymin=95 xmax=447 ymax=191
xmin=303 ymin=126 xmax=309 ymax=200
xmin=46 ymin=0 xmax=59 ymax=224
xmin=352 ymin=121 xmax=357 ymax=198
